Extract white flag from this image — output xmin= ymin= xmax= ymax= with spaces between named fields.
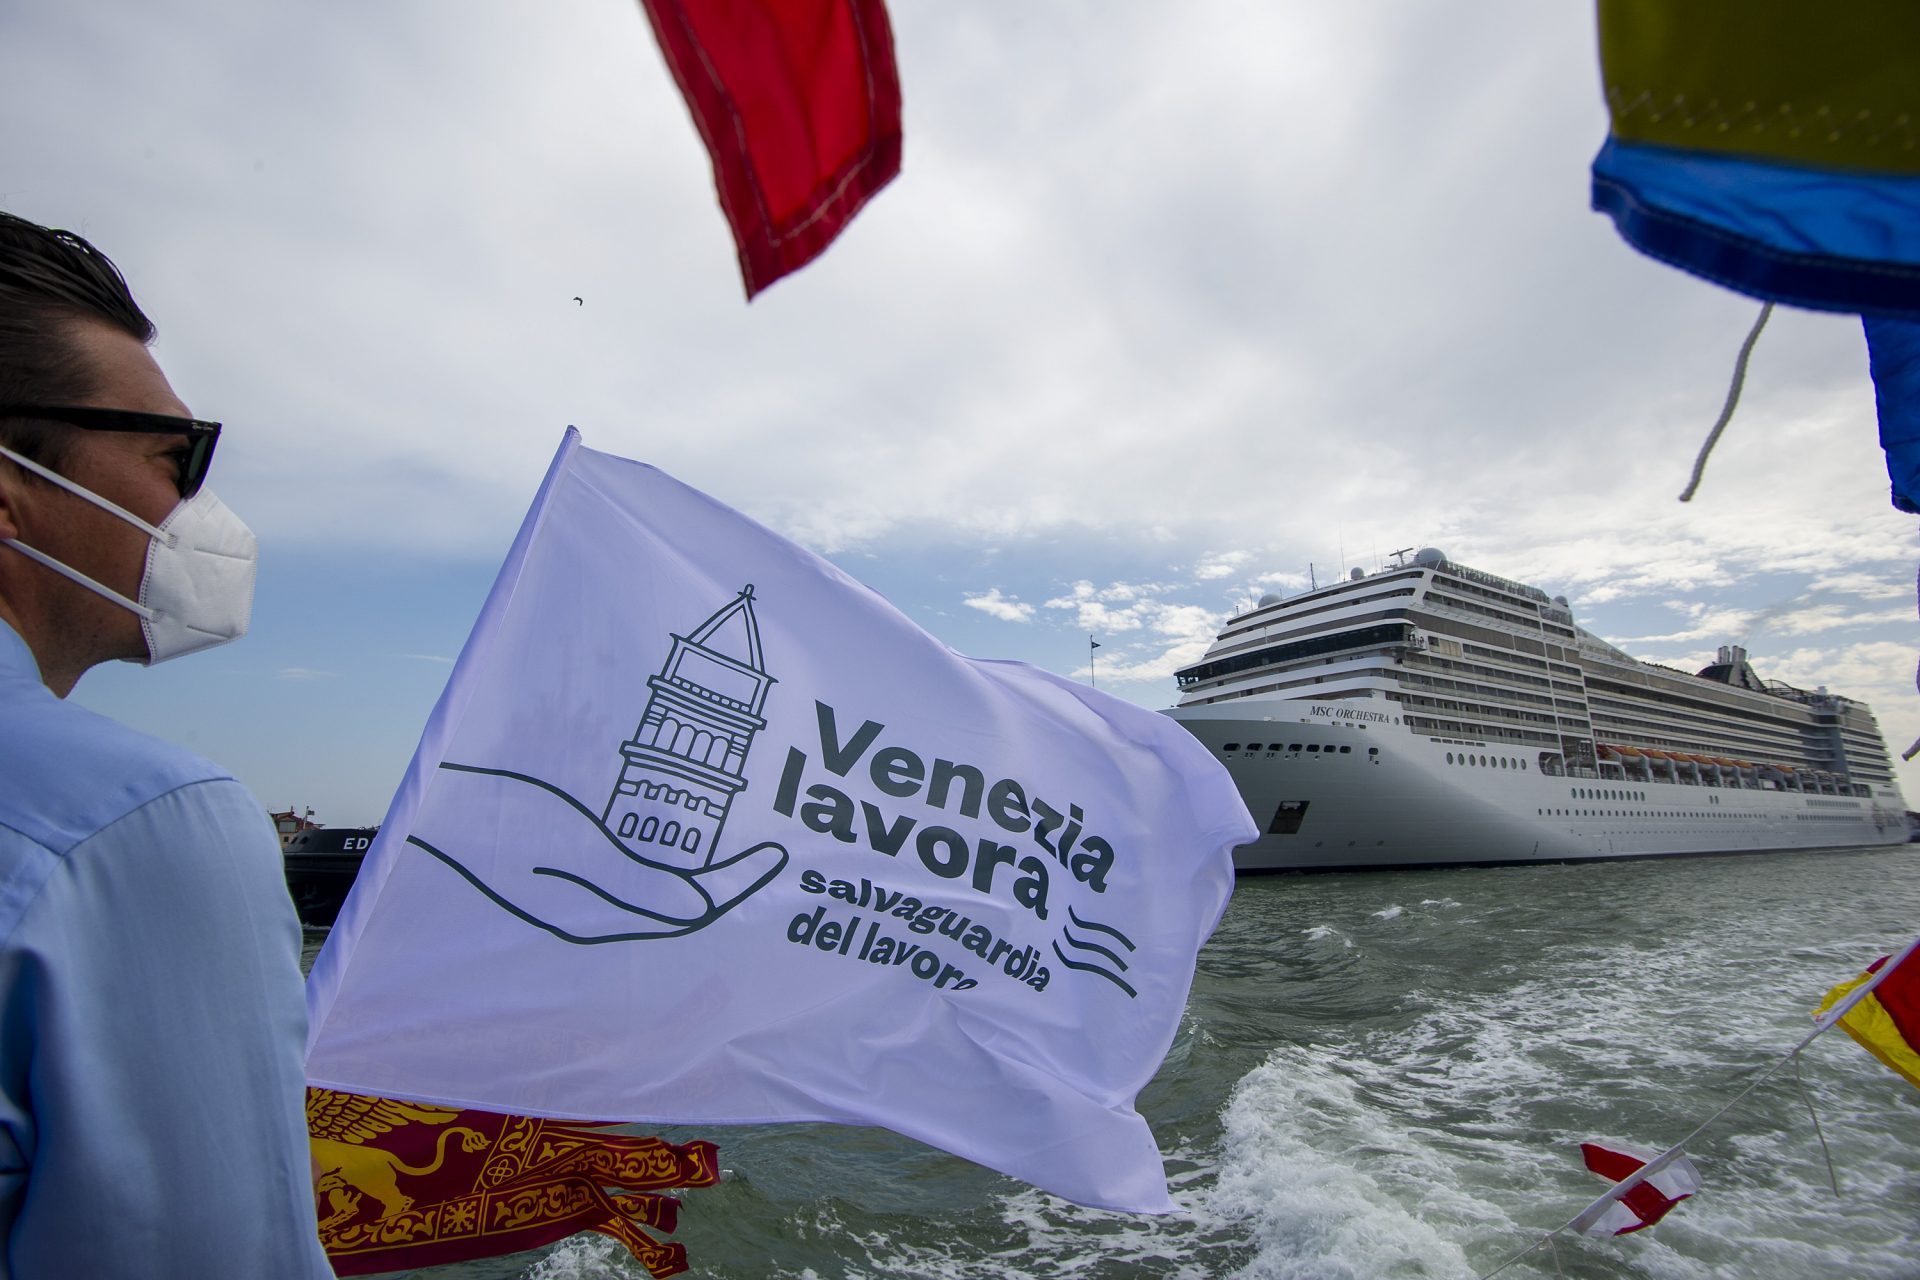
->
xmin=305 ymin=429 xmax=1255 ymax=1212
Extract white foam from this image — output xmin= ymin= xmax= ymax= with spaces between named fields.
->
xmin=1208 ymin=886 xmax=1920 ymax=1280
xmin=1209 ymin=1051 xmax=1490 ymax=1278
xmin=1370 ymin=905 xmax=1404 ymax=920
xmin=522 ymin=1232 xmax=649 ymax=1278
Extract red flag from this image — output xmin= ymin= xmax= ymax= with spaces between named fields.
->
xmin=1573 ymin=1142 xmax=1701 ymax=1237
xmin=307 ymin=1090 xmax=718 ymax=1277
xmin=638 ymin=0 xmax=903 ymax=297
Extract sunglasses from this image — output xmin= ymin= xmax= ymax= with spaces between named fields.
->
xmin=0 ymin=404 xmax=222 ymax=499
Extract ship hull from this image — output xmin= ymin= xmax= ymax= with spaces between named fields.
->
xmin=1169 ymin=706 xmax=1908 ymax=872
xmin=283 ymin=827 xmax=377 ymax=925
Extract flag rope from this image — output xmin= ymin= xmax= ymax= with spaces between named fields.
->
xmin=1789 ymin=1053 xmax=1840 ymax=1197
xmin=1677 ymin=301 xmax=1773 ymax=503
xmin=1476 ymin=930 xmax=1920 ymax=1280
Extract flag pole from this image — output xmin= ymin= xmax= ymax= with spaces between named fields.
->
xmin=1089 ymin=636 xmax=1100 ymax=688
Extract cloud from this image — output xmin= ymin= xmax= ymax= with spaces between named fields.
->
xmin=961 ymin=588 xmax=1034 ymax=623
xmin=1769 ymin=603 xmax=1913 ymax=637
xmin=1088 ymin=641 xmax=1216 ymax=688
xmin=1040 ymin=579 xmax=1227 ymax=641
xmin=16 ymin=2 xmax=1920 ymax=808
xmin=1810 ymin=571 xmax=1914 ymax=603
xmin=277 ymin=667 xmax=337 ymax=682
xmin=1194 ymin=550 xmax=1252 ymax=580
xmin=1615 ymin=601 xmax=1758 ymax=647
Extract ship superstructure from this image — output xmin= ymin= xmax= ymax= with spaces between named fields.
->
xmin=1168 ymin=548 xmax=1906 ymax=870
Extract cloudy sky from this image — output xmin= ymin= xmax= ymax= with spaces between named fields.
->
xmin=7 ymin=2 xmax=1916 ymax=823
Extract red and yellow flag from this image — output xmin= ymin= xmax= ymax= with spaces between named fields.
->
xmin=1815 ymin=948 xmax=1920 ymax=1090
xmin=307 ymin=1089 xmax=718 ymax=1277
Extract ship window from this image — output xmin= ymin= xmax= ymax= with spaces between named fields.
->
xmin=1339 ymin=745 xmax=1351 ymax=753
xmin=1290 ymin=743 xmax=1303 ymax=752
xmin=1446 ymin=752 xmax=1454 ymax=764
xmin=1368 ymin=747 xmax=1379 ymax=756
xmin=1223 ymin=743 xmax=1240 ymax=752
xmin=1246 ymin=743 xmax=1263 ymax=751
xmin=1307 ymin=744 xmax=1320 ymax=752
xmin=618 ymin=813 xmax=638 ymax=839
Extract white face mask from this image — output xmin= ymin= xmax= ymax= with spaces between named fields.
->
xmin=0 ymin=443 xmax=257 ymax=665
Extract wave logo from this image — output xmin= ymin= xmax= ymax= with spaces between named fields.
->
xmin=1052 ymin=907 xmax=1140 ymax=998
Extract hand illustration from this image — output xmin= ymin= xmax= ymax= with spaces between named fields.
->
xmin=407 ymin=762 xmax=787 ymax=944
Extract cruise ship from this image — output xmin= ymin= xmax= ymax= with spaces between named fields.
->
xmin=1167 ymin=548 xmax=1908 ymax=870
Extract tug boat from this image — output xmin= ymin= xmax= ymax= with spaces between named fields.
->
xmin=283 ymin=825 xmax=377 ymax=925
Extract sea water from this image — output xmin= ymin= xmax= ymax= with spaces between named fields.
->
xmin=313 ymin=846 xmax=1920 ymax=1279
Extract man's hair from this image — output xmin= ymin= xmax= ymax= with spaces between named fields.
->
xmin=0 ymin=211 xmax=155 ymax=471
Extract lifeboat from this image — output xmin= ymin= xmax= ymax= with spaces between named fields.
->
xmin=1613 ymin=745 xmax=1647 ymax=758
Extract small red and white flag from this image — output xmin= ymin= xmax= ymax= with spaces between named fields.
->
xmin=1569 ymin=1142 xmax=1702 ymax=1237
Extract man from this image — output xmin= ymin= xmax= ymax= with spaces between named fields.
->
xmin=0 ymin=212 xmax=330 ymax=1275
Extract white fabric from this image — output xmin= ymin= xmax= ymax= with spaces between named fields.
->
xmin=134 ymin=487 xmax=256 ymax=662
xmin=305 ymin=429 xmax=1254 ymax=1212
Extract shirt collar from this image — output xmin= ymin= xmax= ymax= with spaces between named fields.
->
xmin=0 ymin=617 xmax=44 ymax=685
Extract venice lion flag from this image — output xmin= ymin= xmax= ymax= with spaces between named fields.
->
xmin=306 ymin=428 xmax=1255 ymax=1213
xmin=307 ymin=1089 xmax=717 ymax=1276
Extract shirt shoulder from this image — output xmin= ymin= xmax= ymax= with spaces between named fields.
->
xmin=0 ymin=676 xmax=231 ymax=858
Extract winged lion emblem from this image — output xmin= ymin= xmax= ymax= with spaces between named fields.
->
xmin=306 ymin=1089 xmax=492 ymax=1230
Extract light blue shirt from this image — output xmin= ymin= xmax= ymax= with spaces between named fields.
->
xmin=0 ymin=621 xmax=330 ymax=1277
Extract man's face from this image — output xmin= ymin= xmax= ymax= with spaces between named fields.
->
xmin=0 ymin=316 xmax=197 ymax=674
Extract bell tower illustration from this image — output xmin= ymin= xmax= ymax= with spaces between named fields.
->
xmin=602 ymin=585 xmax=774 ymax=868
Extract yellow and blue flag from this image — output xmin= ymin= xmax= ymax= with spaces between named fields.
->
xmin=1592 ymin=2 xmax=1920 ymax=507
